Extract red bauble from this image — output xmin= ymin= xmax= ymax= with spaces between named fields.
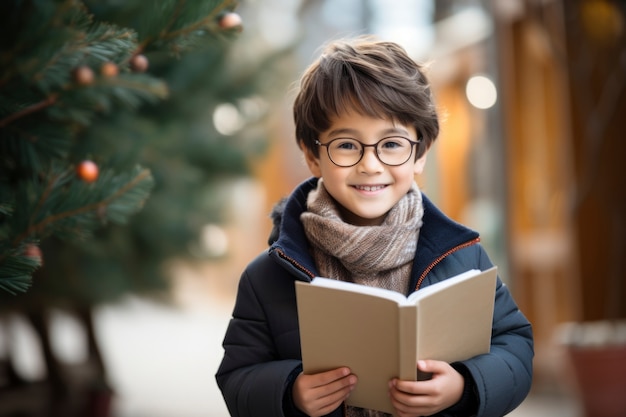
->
xmin=219 ymin=12 xmax=243 ymax=30
xmin=76 ymin=160 xmax=99 ymax=183
xmin=101 ymin=62 xmax=119 ymax=78
xmin=130 ymin=54 xmax=149 ymax=73
xmin=24 ymin=244 xmax=42 ymax=258
xmin=74 ymin=66 xmax=95 ymax=85
xmin=24 ymin=244 xmax=43 ymax=266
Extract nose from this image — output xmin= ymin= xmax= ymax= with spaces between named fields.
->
xmin=357 ymin=146 xmax=384 ymax=173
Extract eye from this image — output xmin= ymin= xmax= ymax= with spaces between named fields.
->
xmin=331 ymin=138 xmax=360 ymax=151
xmin=379 ymin=137 xmax=409 ymax=151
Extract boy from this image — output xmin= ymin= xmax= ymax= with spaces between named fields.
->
xmin=216 ymin=36 xmax=533 ymax=417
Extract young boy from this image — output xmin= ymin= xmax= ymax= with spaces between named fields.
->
xmin=216 ymin=36 xmax=533 ymax=417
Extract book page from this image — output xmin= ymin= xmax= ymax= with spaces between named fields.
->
xmin=415 ymin=267 xmax=497 ymax=363
xmin=296 ymin=281 xmax=408 ymax=414
xmin=406 ymin=269 xmax=481 ymax=302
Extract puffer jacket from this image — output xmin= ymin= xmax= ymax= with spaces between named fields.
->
xmin=216 ymin=177 xmax=533 ymax=417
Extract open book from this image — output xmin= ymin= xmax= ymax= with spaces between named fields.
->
xmin=295 ymin=267 xmax=497 ymax=414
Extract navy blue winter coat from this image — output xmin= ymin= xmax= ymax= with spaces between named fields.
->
xmin=216 ymin=177 xmax=533 ymax=417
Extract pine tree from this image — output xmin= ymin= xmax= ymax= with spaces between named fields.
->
xmin=0 ymin=0 xmax=290 ymax=414
xmin=0 ymin=0 xmax=265 ymax=298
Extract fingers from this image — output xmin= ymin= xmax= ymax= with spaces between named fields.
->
xmin=393 ymin=360 xmax=447 ymax=395
xmin=293 ymin=367 xmax=357 ymax=417
xmin=417 ymin=359 xmax=446 ymax=374
xmin=311 ymin=367 xmax=354 ymax=388
xmin=389 ymin=360 xmax=465 ymax=416
xmin=389 ymin=378 xmax=442 ymax=416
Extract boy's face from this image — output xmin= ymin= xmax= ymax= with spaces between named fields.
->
xmin=303 ymin=109 xmax=427 ymax=226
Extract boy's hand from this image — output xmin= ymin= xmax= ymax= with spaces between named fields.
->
xmin=293 ymin=367 xmax=357 ymax=417
xmin=389 ymin=360 xmax=464 ymax=417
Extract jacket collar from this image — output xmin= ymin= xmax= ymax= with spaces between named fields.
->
xmin=269 ymin=178 xmax=319 ymax=279
xmin=269 ymin=177 xmax=479 ymax=283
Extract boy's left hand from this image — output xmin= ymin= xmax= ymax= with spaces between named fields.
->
xmin=388 ymin=360 xmax=464 ymax=417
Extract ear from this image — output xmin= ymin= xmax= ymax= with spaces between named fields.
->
xmin=302 ymin=145 xmax=323 ymax=177
xmin=413 ymin=153 xmax=427 ymax=175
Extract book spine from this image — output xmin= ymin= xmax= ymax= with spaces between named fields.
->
xmin=398 ymin=306 xmax=418 ymax=381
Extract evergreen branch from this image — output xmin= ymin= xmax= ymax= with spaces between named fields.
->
xmin=0 ymin=0 xmax=92 ymax=90
xmin=1 ymin=73 xmax=167 ymax=136
xmin=0 ymin=251 xmax=39 ymax=294
xmin=29 ymin=169 xmax=70 ymax=229
xmin=13 ymin=168 xmax=153 ymax=246
xmin=160 ymin=0 xmax=187 ymax=40
xmin=0 ymin=202 xmax=13 ymax=217
xmin=102 ymin=75 xmax=169 ymax=101
xmin=0 ymin=274 xmax=32 ymax=295
xmin=138 ymin=0 xmax=237 ymax=51
xmin=0 ymin=94 xmax=58 ymax=128
xmin=27 ymin=23 xmax=138 ymax=94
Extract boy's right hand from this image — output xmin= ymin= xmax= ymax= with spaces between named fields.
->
xmin=292 ymin=367 xmax=357 ymax=417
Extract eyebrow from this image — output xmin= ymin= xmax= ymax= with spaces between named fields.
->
xmin=327 ymin=127 xmax=411 ymax=138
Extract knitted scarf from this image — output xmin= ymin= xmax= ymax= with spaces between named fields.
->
xmin=301 ymin=179 xmax=424 ymax=417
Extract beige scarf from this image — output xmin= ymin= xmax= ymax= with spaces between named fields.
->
xmin=301 ymin=179 xmax=424 ymax=417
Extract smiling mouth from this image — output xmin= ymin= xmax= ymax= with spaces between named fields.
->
xmin=354 ymin=184 xmax=386 ymax=192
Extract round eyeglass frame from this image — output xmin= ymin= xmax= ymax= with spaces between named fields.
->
xmin=315 ymin=136 xmax=422 ymax=167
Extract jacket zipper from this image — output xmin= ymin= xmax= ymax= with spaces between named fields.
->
xmin=415 ymin=237 xmax=481 ymax=290
xmin=274 ymin=248 xmax=316 ymax=281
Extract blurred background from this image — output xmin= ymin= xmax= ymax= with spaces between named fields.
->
xmin=1 ymin=0 xmax=624 ymax=416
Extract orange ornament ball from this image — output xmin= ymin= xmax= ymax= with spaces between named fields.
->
xmin=74 ymin=66 xmax=95 ymax=85
xmin=101 ymin=61 xmax=119 ymax=78
xmin=219 ymin=12 xmax=243 ymax=30
xmin=130 ymin=54 xmax=149 ymax=73
xmin=76 ymin=160 xmax=99 ymax=183
xmin=24 ymin=244 xmax=42 ymax=259
xmin=24 ymin=244 xmax=43 ymax=266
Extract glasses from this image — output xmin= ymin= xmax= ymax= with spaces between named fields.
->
xmin=316 ymin=136 xmax=422 ymax=167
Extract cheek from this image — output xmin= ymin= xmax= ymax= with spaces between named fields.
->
xmin=319 ymin=165 xmax=345 ymax=183
xmin=390 ymin=165 xmax=420 ymax=186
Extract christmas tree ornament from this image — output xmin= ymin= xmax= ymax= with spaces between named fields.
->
xmin=76 ymin=160 xmax=99 ymax=183
xmin=24 ymin=244 xmax=43 ymax=266
xmin=74 ymin=66 xmax=95 ymax=85
xmin=130 ymin=54 xmax=149 ymax=73
xmin=218 ymin=12 xmax=243 ymax=30
xmin=101 ymin=62 xmax=119 ymax=78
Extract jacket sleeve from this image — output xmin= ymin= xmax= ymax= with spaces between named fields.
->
xmin=428 ymin=245 xmax=534 ymax=417
xmin=465 ymin=274 xmax=534 ymax=417
xmin=215 ymin=266 xmax=302 ymax=417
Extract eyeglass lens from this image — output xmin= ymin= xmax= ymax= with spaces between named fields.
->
xmin=325 ymin=137 xmax=415 ymax=167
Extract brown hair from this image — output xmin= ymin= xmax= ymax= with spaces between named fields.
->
xmin=293 ymin=36 xmax=440 ymax=159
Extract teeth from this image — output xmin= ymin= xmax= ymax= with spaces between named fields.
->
xmin=356 ymin=185 xmax=385 ymax=191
